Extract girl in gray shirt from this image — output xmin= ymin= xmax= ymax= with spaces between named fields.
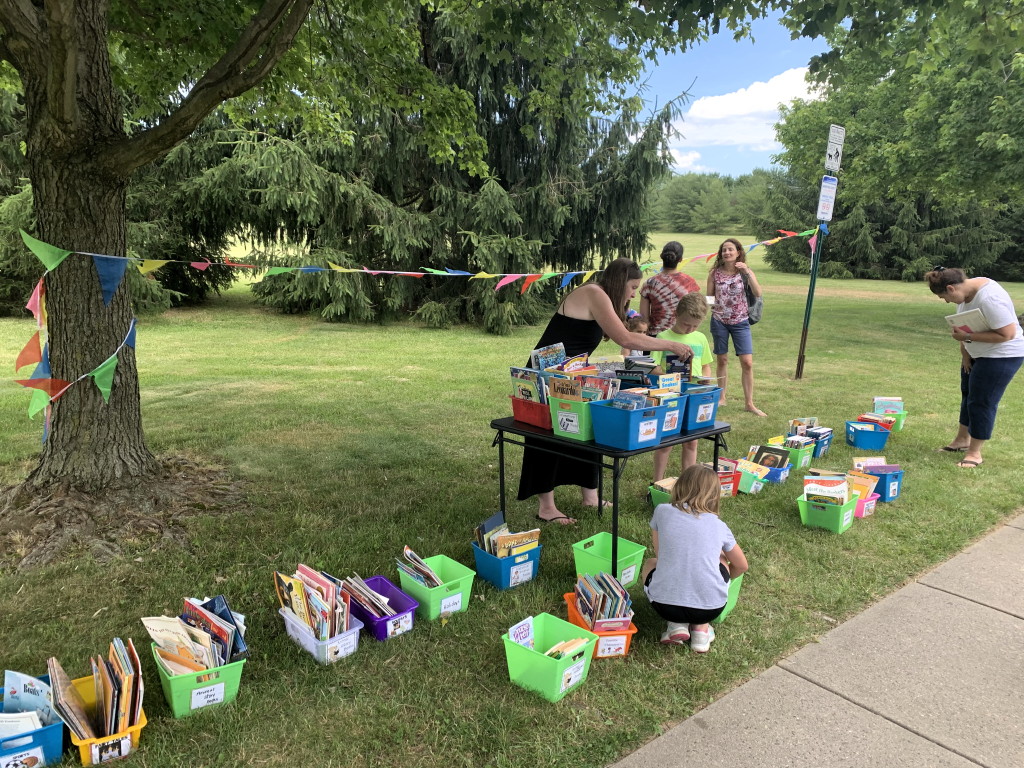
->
xmin=643 ymin=464 xmax=748 ymax=652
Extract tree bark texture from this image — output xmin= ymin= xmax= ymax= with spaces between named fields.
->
xmin=21 ymin=0 xmax=157 ymax=490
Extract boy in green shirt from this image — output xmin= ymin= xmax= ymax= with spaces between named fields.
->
xmin=652 ymin=292 xmax=714 ymax=482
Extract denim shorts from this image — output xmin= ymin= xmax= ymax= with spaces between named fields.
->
xmin=710 ymin=317 xmax=753 ymax=356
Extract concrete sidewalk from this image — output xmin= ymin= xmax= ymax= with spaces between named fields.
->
xmin=612 ymin=512 xmax=1024 ymax=768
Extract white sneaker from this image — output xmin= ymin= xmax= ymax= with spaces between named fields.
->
xmin=689 ymin=625 xmax=715 ymax=653
xmin=660 ymin=622 xmax=690 ymax=644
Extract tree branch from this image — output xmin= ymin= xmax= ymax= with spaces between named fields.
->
xmin=0 ymin=0 xmax=42 ymax=71
xmin=104 ymin=0 xmax=313 ymax=176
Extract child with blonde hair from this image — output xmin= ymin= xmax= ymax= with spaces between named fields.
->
xmin=642 ymin=464 xmax=748 ymax=652
xmin=651 ymin=292 xmax=714 ymax=481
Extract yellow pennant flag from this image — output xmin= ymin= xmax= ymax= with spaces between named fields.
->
xmin=138 ymin=260 xmax=168 ymax=275
xmin=327 ymin=262 xmax=361 ymax=273
xmin=470 ymin=271 xmax=498 ymax=280
xmin=582 ymin=270 xmax=597 ymax=282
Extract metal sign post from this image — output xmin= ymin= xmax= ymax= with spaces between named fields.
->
xmin=795 ymin=124 xmax=844 ymax=380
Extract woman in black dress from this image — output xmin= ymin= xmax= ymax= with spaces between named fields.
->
xmin=519 ymin=258 xmax=695 ymax=524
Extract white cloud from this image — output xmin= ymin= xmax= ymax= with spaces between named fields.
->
xmin=669 ymin=68 xmax=821 ymax=153
xmin=670 ymin=150 xmax=711 ymax=172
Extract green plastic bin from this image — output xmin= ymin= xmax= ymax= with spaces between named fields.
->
xmin=548 ymin=397 xmax=594 ymax=442
xmin=648 ymin=483 xmax=672 ymax=508
xmin=502 ymin=613 xmax=598 ymax=702
xmin=797 ymin=494 xmax=857 ymax=534
xmin=713 ymin=572 xmax=744 ymax=623
xmin=784 ymin=444 xmax=814 ymax=469
xmin=738 ymin=470 xmax=765 ymax=494
xmin=572 ymin=532 xmax=646 ymax=588
xmin=152 ymin=644 xmax=246 ymax=718
xmin=397 ymin=554 xmax=476 ymax=620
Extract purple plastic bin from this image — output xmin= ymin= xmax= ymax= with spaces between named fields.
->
xmin=348 ymin=575 xmax=419 ymax=642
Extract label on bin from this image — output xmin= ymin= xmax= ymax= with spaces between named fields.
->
xmin=440 ymin=593 xmax=463 ymax=614
xmin=2 ymin=746 xmax=44 ymax=768
xmin=387 ymin=612 xmax=413 ymax=637
xmin=619 ymin=565 xmax=636 ymax=586
xmin=90 ymin=735 xmax=132 ymax=763
xmin=558 ymin=412 xmax=580 ymax=434
xmin=663 ymin=411 xmax=679 ymax=431
xmin=696 ymin=403 xmax=714 ymax=423
xmin=509 ymin=561 xmax=534 ymax=586
xmin=597 ymin=635 xmax=627 ymax=658
xmin=638 ymin=418 xmax=658 ymax=442
xmin=889 ymin=480 xmax=899 ymax=497
xmin=842 ymin=510 xmax=853 ymax=527
xmin=191 ymin=681 xmax=226 ymax=710
xmin=327 ymin=632 xmax=358 ymax=661
xmin=560 ymin=658 xmax=586 ymax=692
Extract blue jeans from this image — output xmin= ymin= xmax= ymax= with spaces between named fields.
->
xmin=710 ymin=317 xmax=753 ymax=356
xmin=959 ymin=356 xmax=1023 ymax=440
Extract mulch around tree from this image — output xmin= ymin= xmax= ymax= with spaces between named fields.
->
xmin=0 ymin=456 xmax=250 ymax=572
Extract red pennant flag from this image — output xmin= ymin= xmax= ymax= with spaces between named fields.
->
xmin=191 ymin=259 xmax=212 ymax=270
xmin=15 ymin=377 xmax=72 ymax=398
xmin=777 ymin=229 xmax=798 ymax=237
xmin=16 ymin=331 xmax=42 ymax=371
xmin=224 ymin=259 xmax=256 ymax=268
xmin=520 ymin=275 xmax=542 ymax=294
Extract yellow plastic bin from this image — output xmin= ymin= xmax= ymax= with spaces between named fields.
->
xmin=68 ymin=676 xmax=147 ymax=766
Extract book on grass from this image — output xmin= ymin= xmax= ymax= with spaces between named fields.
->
xmin=945 ymin=308 xmax=989 ymax=334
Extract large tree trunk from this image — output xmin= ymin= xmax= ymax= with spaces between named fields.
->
xmin=20 ymin=2 xmax=156 ymax=491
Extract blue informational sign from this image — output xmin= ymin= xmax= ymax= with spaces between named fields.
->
xmin=816 ymin=175 xmax=838 ymax=221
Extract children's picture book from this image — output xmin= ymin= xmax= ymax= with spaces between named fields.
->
xmin=2 ymin=670 xmax=59 ymax=727
xmin=852 ymin=456 xmax=887 ymax=471
xmin=0 ymin=710 xmax=43 ymax=738
xmin=858 ymin=412 xmax=896 ymax=428
xmin=662 ymin=353 xmax=692 ymax=377
xmin=548 ymin=377 xmax=584 ymax=401
xmin=872 ymin=396 xmax=903 ymax=413
xmin=945 ymin=308 xmax=989 ymax=334
xmin=623 ymin=355 xmax=657 ymax=372
xmin=749 ymin=445 xmax=791 ymax=469
xmin=46 ymin=656 xmax=96 ymax=741
xmin=530 ymin=342 xmax=566 ymax=371
xmin=735 ymin=459 xmax=770 ymax=478
xmin=508 ymin=617 xmax=535 ymax=649
xmin=803 ymin=476 xmax=849 ymax=505
xmin=492 ymin=528 xmax=541 ymax=558
xmin=611 ymin=391 xmax=649 ymax=411
xmin=396 ymin=546 xmax=444 ymax=588
xmin=613 ymin=369 xmax=649 ymax=387
xmin=544 ymin=637 xmax=589 ymax=659
xmin=340 ymin=574 xmax=393 ymax=618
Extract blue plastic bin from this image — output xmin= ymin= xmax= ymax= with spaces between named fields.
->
xmin=472 ymin=541 xmax=541 ymax=590
xmin=681 ymin=387 xmax=721 ymax=431
xmin=0 ymin=673 xmax=65 ymax=767
xmin=865 ymin=467 xmax=903 ymax=502
xmin=590 ymin=401 xmax=665 ymax=450
xmin=763 ymin=462 xmax=793 ymax=483
xmin=658 ymin=394 xmax=687 ymax=437
xmin=812 ymin=432 xmax=833 ymax=457
xmin=845 ymin=421 xmax=891 ymax=450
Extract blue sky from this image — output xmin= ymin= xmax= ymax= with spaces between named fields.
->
xmin=635 ymin=16 xmax=829 ymax=177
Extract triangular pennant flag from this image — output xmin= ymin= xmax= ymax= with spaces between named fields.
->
xmin=20 ymin=230 xmax=72 ymax=271
xmin=191 ymin=259 xmax=212 ymax=270
xmin=420 ymin=268 xmax=448 ymax=275
xmin=819 ymin=223 xmax=829 ymax=235
xmin=16 ymin=331 xmax=42 ymax=371
xmin=125 ymin=318 xmax=137 ymax=349
xmin=90 ymin=354 xmax=119 ymax=403
xmin=470 ymin=271 xmax=499 ymax=280
xmin=444 ymin=268 xmax=473 ymax=276
xmin=92 ymin=254 xmax=129 ymax=306
xmin=539 ymin=272 xmax=560 ymax=281
xmin=297 ymin=266 xmax=327 ymax=273
xmin=520 ymin=275 xmax=542 ymax=294
xmin=265 ymin=266 xmax=296 ymax=276
xmin=747 ymin=242 xmax=761 ymax=253
xmin=559 ymin=272 xmax=582 ymax=288
xmin=15 ymin=377 xmax=71 ymax=398
xmin=326 ymin=262 xmax=359 ymax=273
xmin=25 ymin=278 xmax=45 ymax=326
xmin=224 ymin=259 xmax=256 ymax=267
xmin=798 ymin=228 xmax=817 ymax=236
xmin=581 ymin=271 xmax=597 ymax=282
xmin=807 ymin=233 xmax=818 ymax=253
xmin=778 ymin=230 xmax=798 ymax=236
xmin=398 ymin=272 xmax=426 ymax=278
xmin=28 ymin=388 xmax=50 ymax=420
xmin=494 ymin=275 xmax=523 ymax=291
xmin=138 ymin=259 xmax=169 ymax=275
xmin=30 ymin=343 xmax=50 ymax=379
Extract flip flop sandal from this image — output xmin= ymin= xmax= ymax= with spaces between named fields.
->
xmin=535 ymin=514 xmax=577 ymax=525
xmin=956 ymin=459 xmax=983 ymax=468
xmin=937 ymin=445 xmax=967 ymax=452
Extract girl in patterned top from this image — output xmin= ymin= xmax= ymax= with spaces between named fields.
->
xmin=706 ymin=238 xmax=766 ymax=417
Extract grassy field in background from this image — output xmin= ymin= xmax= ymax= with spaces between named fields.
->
xmin=1 ymin=233 xmax=1022 ymax=768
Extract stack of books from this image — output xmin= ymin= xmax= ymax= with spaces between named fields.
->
xmin=338 ymin=575 xmax=395 ymax=619
xmin=272 ymin=567 xmax=350 ymax=642
xmin=395 ymin=546 xmax=443 ymax=588
xmin=143 ymin=595 xmax=248 ymax=676
xmin=858 ymin=412 xmax=897 ymax=428
xmin=1 ymin=670 xmax=60 ymax=737
xmin=573 ymin=573 xmax=633 ymax=631
xmin=510 ymin=366 xmax=548 ymax=404
xmin=473 ymin=511 xmax=540 ymax=558
xmin=872 ymin=396 xmax=904 ymax=413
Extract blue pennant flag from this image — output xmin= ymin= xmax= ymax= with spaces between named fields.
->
xmin=125 ymin=318 xmax=137 ymax=349
xmin=820 ymin=223 xmax=830 ymax=235
xmin=297 ymin=266 xmax=327 ymax=273
xmin=559 ymin=272 xmax=582 ymax=289
xmin=444 ymin=268 xmax=473 ymax=276
xmin=30 ymin=343 xmax=50 ymax=379
xmin=93 ymin=255 xmax=129 ymax=306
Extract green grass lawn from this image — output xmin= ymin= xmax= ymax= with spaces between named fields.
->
xmin=1 ymin=234 xmax=1022 ymax=768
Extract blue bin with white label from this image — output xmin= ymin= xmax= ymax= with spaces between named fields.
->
xmin=472 ymin=542 xmax=542 ymax=590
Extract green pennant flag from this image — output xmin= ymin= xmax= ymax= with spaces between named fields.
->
xmin=798 ymin=228 xmax=818 ymax=236
xmin=21 ymin=230 xmax=72 ymax=271
xmin=539 ymin=272 xmax=560 ymax=281
xmin=28 ymin=387 xmax=50 ymax=420
xmin=91 ymin=354 xmax=118 ymax=403
xmin=420 ymin=268 xmax=448 ymax=275
xmin=265 ymin=266 xmax=296 ymax=276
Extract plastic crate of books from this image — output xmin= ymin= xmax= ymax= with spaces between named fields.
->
xmin=0 ymin=673 xmax=65 ymax=767
xmin=349 ymin=575 xmax=419 ymax=641
xmin=857 ymin=414 xmax=895 ymax=431
xmin=279 ymin=608 xmax=364 ymax=664
xmin=548 ymin=397 xmax=594 ymax=442
xmin=874 ymin=410 xmax=908 ymax=431
xmin=151 ymin=644 xmax=246 ymax=718
xmin=714 ymin=467 xmax=740 ymax=497
xmin=472 ymin=541 xmax=542 ymax=590
xmin=590 ymin=400 xmax=666 ymax=450
xmin=646 ymin=373 xmax=682 ymax=391
xmin=563 ymin=593 xmax=637 ymax=660
xmin=69 ymin=675 xmax=147 ymax=766
xmin=658 ymin=393 xmax=687 ymax=437
xmin=648 ymin=483 xmax=671 ymax=508
xmin=785 ymin=444 xmax=814 ymax=470
xmin=845 ymin=421 xmax=890 ymax=451
xmin=865 ymin=466 xmax=903 ymax=502
xmin=510 ymin=396 xmax=552 ymax=430
xmin=502 ymin=613 xmax=598 ymax=702
xmin=713 ymin=572 xmax=745 ymax=623
xmin=571 ymin=532 xmax=646 ymax=588
xmin=854 ymin=492 xmax=881 ymax=519
xmin=681 ymin=387 xmax=721 ymax=431
xmin=738 ymin=469 xmax=765 ymax=494
xmin=397 ymin=554 xmax=476 ymax=620
xmin=763 ymin=462 xmax=792 ymax=484
xmin=812 ymin=432 xmax=834 ymax=458
xmin=797 ymin=494 xmax=857 ymax=534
